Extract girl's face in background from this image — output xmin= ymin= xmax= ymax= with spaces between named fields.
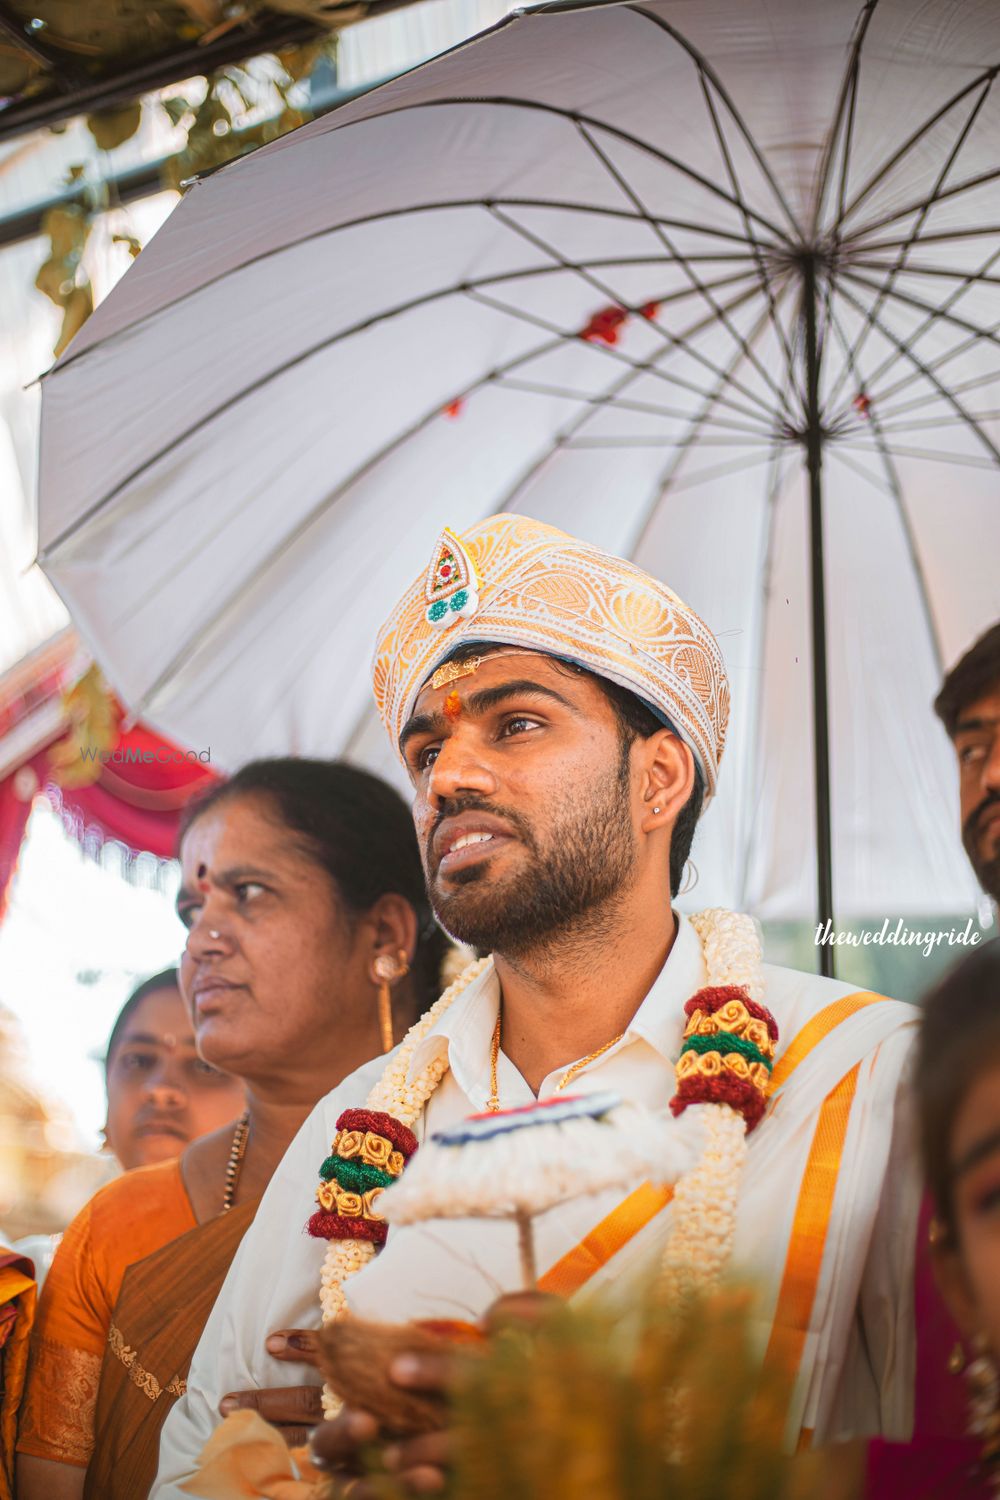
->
xmin=938 ymin=1056 xmax=1000 ymax=1356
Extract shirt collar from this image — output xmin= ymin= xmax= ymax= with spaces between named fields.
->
xmin=623 ymin=910 xmax=707 ymax=1063
xmin=407 ymin=912 xmax=707 ymax=1105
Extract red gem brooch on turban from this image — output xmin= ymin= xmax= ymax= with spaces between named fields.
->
xmin=423 ymin=527 xmax=480 ymax=629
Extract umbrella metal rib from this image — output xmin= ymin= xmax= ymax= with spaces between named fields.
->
xmin=694 ymin=69 xmax=798 ymax=384
xmin=834 ymin=441 xmax=998 ymax=469
xmin=835 ymin=60 xmax=1000 ymax=230
xmin=564 ymin=435 xmax=778 ymax=448
xmin=637 ymin=447 xmax=778 ymax=494
xmin=857 ymin=227 xmax=1000 ymax=251
xmin=847 ymin=262 xmax=1000 ymax=286
xmin=863 ymin=324 xmax=1000 ymax=418
xmin=491 ymin=375 xmax=776 ymax=434
xmin=822 ymin=302 xmax=945 ymax=675
xmin=484 ymin=201 xmax=787 ymax=422
xmin=626 ymin=3 xmax=804 ymax=240
xmin=861 ymin=412 xmax=1000 ymax=434
xmin=572 ymin=121 xmax=798 ymax=416
xmin=46 ymin=196 xmax=766 ymax=380
xmin=845 ymin=165 xmax=1000 ymax=246
xmin=730 ymin=321 xmax=804 ymax=912
xmin=825 ymin=240 xmax=1000 ymax=421
xmin=826 ymin=445 xmax=897 ymax=500
xmin=41 ymin=253 xmax=780 ymax=561
xmin=813 ymin=0 xmax=878 ymax=234
xmin=834 ymin=280 xmax=1000 ymax=463
xmin=627 ymin=290 xmax=791 ymax=557
xmin=464 ymin=282 xmax=778 ymax=425
xmin=625 ymin=0 xmax=806 ymax=385
xmin=357 ymin=94 xmax=797 ymax=244
xmin=826 ymin=77 xmax=995 ymax=413
xmin=491 ymin=287 xmax=789 ymax=547
xmin=121 ymin=325 xmax=586 ymax=707
xmin=838 ymin=267 xmax=1000 ymax=356
xmin=121 ymin=268 xmax=788 ymax=714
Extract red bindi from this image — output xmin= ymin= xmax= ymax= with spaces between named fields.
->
xmin=443 ymin=690 xmax=463 ymax=722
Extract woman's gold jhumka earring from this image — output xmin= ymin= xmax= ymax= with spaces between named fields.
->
xmin=959 ymin=1333 xmax=1000 ymax=1491
xmin=372 ymin=950 xmax=410 ymax=1053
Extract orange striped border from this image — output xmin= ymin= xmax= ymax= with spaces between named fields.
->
xmin=529 ymin=993 xmax=882 ymax=1307
xmin=762 ymin=1062 xmax=861 ymax=1432
xmin=770 ymin=993 xmax=882 ymax=1092
xmin=538 ymin=1181 xmax=674 ymax=1297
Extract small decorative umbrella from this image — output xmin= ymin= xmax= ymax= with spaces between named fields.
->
xmin=380 ymin=1090 xmax=704 ymax=1288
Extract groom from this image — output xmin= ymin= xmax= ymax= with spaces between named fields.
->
xmin=154 ymin=515 xmax=919 ymax=1496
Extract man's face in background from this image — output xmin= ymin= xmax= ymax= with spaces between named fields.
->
xmin=955 ymin=682 xmax=1000 ymax=904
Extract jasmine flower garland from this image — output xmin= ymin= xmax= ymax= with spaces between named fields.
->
xmin=311 ymin=913 xmax=774 ymax=1417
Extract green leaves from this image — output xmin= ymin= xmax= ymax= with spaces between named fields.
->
xmin=34 ymin=37 xmax=335 ymax=355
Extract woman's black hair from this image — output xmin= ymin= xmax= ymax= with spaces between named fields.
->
xmin=179 ymin=758 xmax=448 ymax=1016
xmin=916 ymin=937 xmax=1000 ymax=1244
xmin=105 ymin=968 xmax=180 ymax=1068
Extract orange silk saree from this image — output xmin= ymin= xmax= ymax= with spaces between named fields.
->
xmin=17 ymin=1159 xmax=196 ymax=1469
xmin=0 ymin=1247 xmax=36 ymax=1500
xmin=84 ymin=1195 xmax=258 ymax=1500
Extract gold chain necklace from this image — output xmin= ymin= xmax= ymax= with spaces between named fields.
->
xmin=222 ymin=1111 xmax=250 ymax=1212
xmin=486 ymin=1012 xmax=625 ymax=1112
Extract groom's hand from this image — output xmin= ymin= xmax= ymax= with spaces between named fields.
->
xmin=218 ymin=1327 xmax=323 ymax=1446
xmin=308 ymin=1348 xmax=455 ymax=1495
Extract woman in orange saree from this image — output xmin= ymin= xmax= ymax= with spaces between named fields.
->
xmin=84 ymin=1198 xmax=257 ymax=1499
xmin=17 ymin=757 xmax=446 ymax=1500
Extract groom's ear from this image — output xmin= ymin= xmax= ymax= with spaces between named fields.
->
xmin=638 ymin=732 xmax=693 ymax=835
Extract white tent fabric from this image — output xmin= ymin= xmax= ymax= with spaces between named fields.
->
xmin=36 ymin=0 xmax=1000 ymax=919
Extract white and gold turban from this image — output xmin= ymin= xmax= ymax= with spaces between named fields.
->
xmin=372 ymin=514 xmax=729 ymax=798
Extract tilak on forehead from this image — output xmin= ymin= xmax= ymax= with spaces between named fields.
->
xmin=371 ymin=514 xmax=731 ymax=800
xmin=424 ymin=646 xmax=545 ymax=722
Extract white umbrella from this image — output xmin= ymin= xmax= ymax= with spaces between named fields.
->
xmin=36 ymin=0 xmax=999 ymax=941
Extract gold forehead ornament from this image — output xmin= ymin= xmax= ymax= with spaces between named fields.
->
xmin=427 ymin=647 xmax=538 ymax=694
xmin=430 ymin=656 xmax=483 ymax=691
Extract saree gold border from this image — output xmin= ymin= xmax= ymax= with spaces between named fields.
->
xmin=107 ymin=1323 xmax=186 ymax=1402
xmin=761 ymin=1063 xmax=861 ymax=1442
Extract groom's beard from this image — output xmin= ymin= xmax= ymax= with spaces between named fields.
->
xmin=427 ymin=755 xmax=638 ymax=958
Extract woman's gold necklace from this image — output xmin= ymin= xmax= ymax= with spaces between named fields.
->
xmin=486 ymin=1012 xmax=625 ymax=1112
xmin=222 ymin=1111 xmax=250 ymax=1212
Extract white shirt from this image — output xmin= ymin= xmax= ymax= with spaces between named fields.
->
xmin=154 ymin=915 xmax=919 ymax=1495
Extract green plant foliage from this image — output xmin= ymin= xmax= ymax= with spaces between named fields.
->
xmin=36 ymin=38 xmax=334 ymax=356
xmin=373 ymin=1287 xmax=863 ymax=1500
xmin=85 ymin=102 xmax=143 ymax=151
xmin=35 ymin=201 xmax=97 ymax=355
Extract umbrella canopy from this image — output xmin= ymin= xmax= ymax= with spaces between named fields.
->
xmin=37 ymin=0 xmax=999 ymax=925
